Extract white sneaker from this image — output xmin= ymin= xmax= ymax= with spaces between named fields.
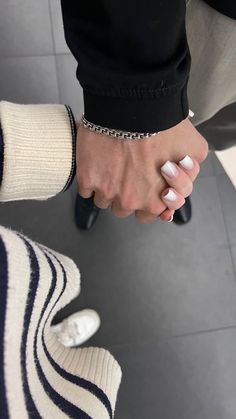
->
xmin=51 ymin=309 xmax=101 ymax=347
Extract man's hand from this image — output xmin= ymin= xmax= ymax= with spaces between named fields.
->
xmin=76 ymin=117 xmax=208 ymax=224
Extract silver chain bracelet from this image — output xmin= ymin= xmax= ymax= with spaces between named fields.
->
xmin=80 ymin=114 xmax=158 ymax=140
xmin=80 ymin=110 xmax=194 ymax=141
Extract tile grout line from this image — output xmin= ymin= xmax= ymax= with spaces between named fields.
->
xmin=212 ymin=152 xmax=226 ymax=176
xmin=47 ymin=0 xmax=63 ymax=104
xmin=0 ymin=53 xmax=72 ymax=59
xmin=215 ymin=175 xmax=236 ymax=280
xmin=45 ymin=6 xmax=236 ymax=354
xmin=203 ymin=150 xmax=214 ymax=177
xmin=171 ymin=323 xmax=236 ymax=340
xmin=196 ymin=174 xmax=227 ymax=186
xmin=105 ymin=323 xmax=236 ymax=351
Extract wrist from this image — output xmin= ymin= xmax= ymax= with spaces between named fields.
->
xmin=0 ymin=102 xmax=76 ymax=202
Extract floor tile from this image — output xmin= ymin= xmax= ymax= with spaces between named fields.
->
xmin=111 ymin=328 xmax=236 ymax=419
xmin=212 ymin=152 xmax=225 ymax=175
xmin=216 ymin=175 xmax=236 ymax=247
xmin=231 ymin=246 xmax=236 ymax=275
xmin=197 ymin=103 xmax=236 ymax=152
xmin=199 ymin=152 xmax=214 ymax=177
xmin=0 ymin=56 xmax=59 ymax=103
xmin=49 ymin=0 xmax=70 ymax=54
xmin=78 ymin=177 xmax=236 ymax=346
xmin=56 ymin=54 xmax=84 ymax=117
xmin=1 ymin=177 xmax=236 ymax=346
xmin=0 ymin=0 xmax=53 ymax=56
xmin=0 ymin=2 xmax=236 ymax=417
xmin=0 ymin=189 xmax=75 ymax=253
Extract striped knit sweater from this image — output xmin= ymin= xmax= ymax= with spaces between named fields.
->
xmin=0 ymin=102 xmax=122 ymax=418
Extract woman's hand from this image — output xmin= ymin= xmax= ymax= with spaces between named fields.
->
xmin=144 ymin=156 xmax=200 ymax=223
xmin=76 ymin=117 xmax=208 ymax=224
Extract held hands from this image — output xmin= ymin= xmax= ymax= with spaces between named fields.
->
xmin=76 ymin=117 xmax=208 ymax=224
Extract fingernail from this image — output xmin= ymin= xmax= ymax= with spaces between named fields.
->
xmin=163 ymin=189 xmax=177 ymax=202
xmin=161 ymin=161 xmax=178 ymax=178
xmin=167 ymin=215 xmax=174 ymax=222
xmin=179 ymin=155 xmax=194 ymax=170
xmin=189 ymin=109 xmax=194 ymax=118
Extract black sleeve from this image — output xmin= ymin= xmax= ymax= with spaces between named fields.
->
xmin=204 ymin=0 xmax=236 ymax=19
xmin=61 ymin=0 xmax=191 ymax=133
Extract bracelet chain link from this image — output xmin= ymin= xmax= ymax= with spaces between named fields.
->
xmin=80 ymin=114 xmax=159 ymax=140
xmin=80 ymin=110 xmax=194 ymax=141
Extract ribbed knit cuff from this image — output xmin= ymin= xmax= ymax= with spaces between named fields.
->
xmin=83 ymin=80 xmax=189 ymax=133
xmin=0 ymin=125 xmax=3 ymax=186
xmin=0 ymin=102 xmax=76 ymax=202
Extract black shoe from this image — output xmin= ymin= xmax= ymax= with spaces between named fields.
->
xmin=75 ymin=193 xmax=100 ymax=231
xmin=173 ymin=196 xmax=192 ymax=225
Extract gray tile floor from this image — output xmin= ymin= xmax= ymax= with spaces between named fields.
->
xmin=0 ymin=2 xmax=236 ymax=418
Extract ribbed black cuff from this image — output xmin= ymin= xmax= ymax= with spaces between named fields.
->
xmin=83 ymin=80 xmax=189 ymax=133
xmin=62 ymin=105 xmax=77 ymax=192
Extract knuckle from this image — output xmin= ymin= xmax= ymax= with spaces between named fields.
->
xmin=79 ymin=182 xmax=92 ymax=192
xmin=194 ymin=163 xmax=200 ymax=177
xmin=120 ymin=203 xmax=134 ymax=212
xmin=114 ymin=212 xmax=128 ymax=219
xmin=136 ymin=214 xmax=156 ymax=225
xmin=176 ymin=198 xmax=186 ymax=210
xmin=183 ymin=182 xmax=193 ymax=197
xmin=103 ymin=193 xmax=114 ymax=202
xmin=94 ymin=193 xmax=107 ymax=205
xmin=111 ymin=208 xmax=129 ymax=218
xmin=78 ymin=174 xmax=93 ymax=190
xmin=199 ymin=138 xmax=209 ymax=162
xmin=188 ymin=182 xmax=194 ymax=195
xmin=119 ymin=196 xmax=136 ymax=212
xmin=102 ymin=186 xmax=115 ymax=201
xmin=148 ymin=203 xmax=165 ymax=215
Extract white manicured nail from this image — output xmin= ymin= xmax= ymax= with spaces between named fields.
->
xmin=161 ymin=161 xmax=178 ymax=178
xmin=179 ymin=155 xmax=194 ymax=170
xmin=189 ymin=109 xmax=194 ymax=117
xmin=167 ymin=215 xmax=174 ymax=223
xmin=163 ymin=189 xmax=177 ymax=202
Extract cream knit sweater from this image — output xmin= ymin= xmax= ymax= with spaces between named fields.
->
xmin=0 ymin=102 xmax=122 ymax=419
xmin=0 ymin=101 xmax=76 ymax=201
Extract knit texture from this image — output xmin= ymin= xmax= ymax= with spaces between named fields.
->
xmin=0 ymin=124 xmax=3 ymax=185
xmin=0 ymin=225 xmax=122 ymax=419
xmin=0 ymin=102 xmax=75 ymax=202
